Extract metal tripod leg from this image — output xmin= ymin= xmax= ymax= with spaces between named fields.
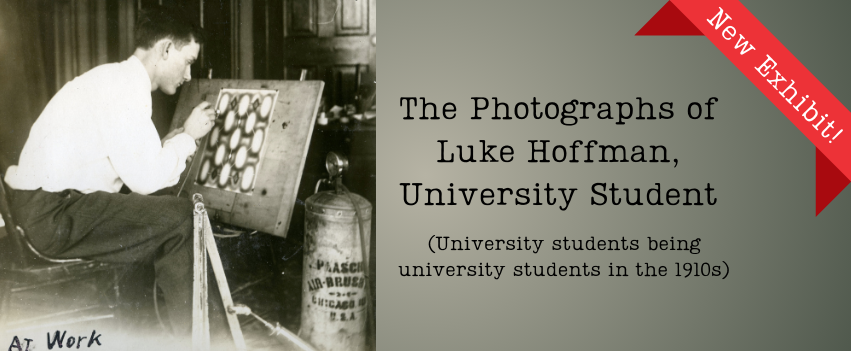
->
xmin=192 ymin=199 xmax=209 ymax=351
xmin=203 ymin=208 xmax=247 ymax=350
xmin=192 ymin=194 xmax=247 ymax=351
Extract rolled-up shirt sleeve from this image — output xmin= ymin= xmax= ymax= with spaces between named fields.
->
xmin=100 ymin=105 xmax=197 ymax=195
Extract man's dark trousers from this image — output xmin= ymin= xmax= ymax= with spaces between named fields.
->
xmin=9 ymin=188 xmax=228 ymax=337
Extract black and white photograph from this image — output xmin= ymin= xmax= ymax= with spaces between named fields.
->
xmin=0 ymin=1 xmax=376 ymax=350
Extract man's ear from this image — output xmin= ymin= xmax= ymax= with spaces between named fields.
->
xmin=157 ymin=39 xmax=174 ymax=60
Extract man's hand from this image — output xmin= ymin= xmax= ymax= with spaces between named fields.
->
xmin=183 ymin=101 xmax=217 ymax=140
xmin=161 ymin=127 xmax=185 ymax=146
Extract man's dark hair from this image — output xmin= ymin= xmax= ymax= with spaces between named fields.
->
xmin=135 ymin=6 xmax=205 ymax=49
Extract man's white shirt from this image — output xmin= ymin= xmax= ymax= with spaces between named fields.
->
xmin=5 ymin=56 xmax=196 ymax=195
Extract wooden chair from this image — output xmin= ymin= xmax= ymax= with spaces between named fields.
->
xmin=0 ymin=175 xmax=123 ymax=333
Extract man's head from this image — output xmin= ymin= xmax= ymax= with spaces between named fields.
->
xmin=135 ymin=6 xmax=204 ymax=95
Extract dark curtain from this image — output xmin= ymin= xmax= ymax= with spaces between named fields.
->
xmin=0 ymin=0 xmax=49 ymax=171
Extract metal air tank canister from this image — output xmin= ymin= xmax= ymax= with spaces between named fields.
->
xmin=299 ymin=152 xmax=373 ymax=351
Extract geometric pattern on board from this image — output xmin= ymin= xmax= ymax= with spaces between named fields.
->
xmin=196 ymin=88 xmax=279 ymax=194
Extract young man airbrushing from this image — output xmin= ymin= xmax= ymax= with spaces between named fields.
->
xmin=4 ymin=6 xmax=226 ymax=338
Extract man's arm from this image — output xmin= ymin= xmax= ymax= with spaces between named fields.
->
xmin=162 ymin=127 xmax=185 ymax=146
xmin=101 ymin=102 xmax=215 ymax=195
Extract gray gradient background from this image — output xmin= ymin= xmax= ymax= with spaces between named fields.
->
xmin=378 ymin=1 xmax=851 ymax=350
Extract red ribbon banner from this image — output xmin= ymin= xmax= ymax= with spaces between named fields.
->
xmin=637 ymin=0 xmax=851 ymax=215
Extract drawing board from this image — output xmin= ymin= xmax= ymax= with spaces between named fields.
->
xmin=168 ymin=79 xmax=324 ymax=237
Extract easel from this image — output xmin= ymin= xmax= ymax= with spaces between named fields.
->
xmin=191 ymin=194 xmax=246 ymax=351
